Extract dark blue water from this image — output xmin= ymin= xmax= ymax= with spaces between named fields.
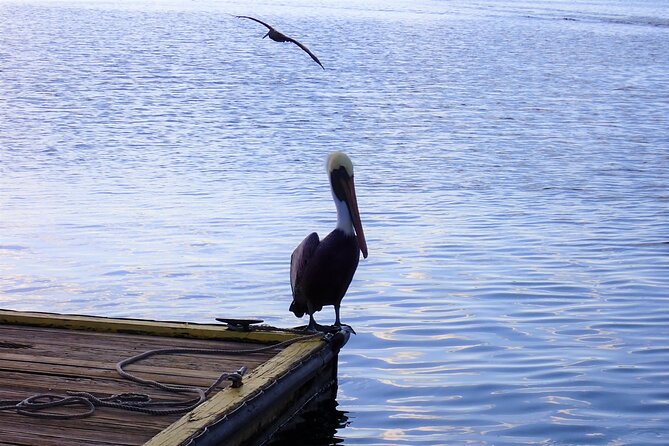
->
xmin=2 ymin=0 xmax=669 ymax=444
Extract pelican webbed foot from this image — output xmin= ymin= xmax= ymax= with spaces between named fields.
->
xmin=308 ymin=321 xmax=340 ymax=333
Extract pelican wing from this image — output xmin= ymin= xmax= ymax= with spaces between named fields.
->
xmin=290 ymin=232 xmax=320 ymax=298
xmin=286 ymin=36 xmax=325 ymax=69
xmin=236 ymin=15 xmax=273 ymax=31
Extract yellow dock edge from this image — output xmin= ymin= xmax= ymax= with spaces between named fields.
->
xmin=0 ymin=309 xmax=298 ymax=343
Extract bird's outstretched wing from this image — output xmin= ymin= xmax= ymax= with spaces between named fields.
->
xmin=235 ymin=15 xmax=273 ymax=31
xmin=285 ymin=36 xmax=325 ymax=70
xmin=236 ymin=15 xmax=325 ymax=69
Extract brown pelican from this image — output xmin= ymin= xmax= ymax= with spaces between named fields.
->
xmin=236 ymin=15 xmax=325 ymax=69
xmin=290 ymin=152 xmax=368 ymax=332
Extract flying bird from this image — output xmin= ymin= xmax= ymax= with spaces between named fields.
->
xmin=236 ymin=15 xmax=325 ymax=69
xmin=290 ymin=152 xmax=368 ymax=332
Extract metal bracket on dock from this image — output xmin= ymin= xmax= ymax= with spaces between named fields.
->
xmin=227 ymin=366 xmax=248 ymax=388
xmin=215 ymin=318 xmax=264 ymax=332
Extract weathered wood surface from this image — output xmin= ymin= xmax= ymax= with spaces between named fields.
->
xmin=0 ymin=323 xmax=280 ymax=446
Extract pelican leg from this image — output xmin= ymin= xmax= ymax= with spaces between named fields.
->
xmin=334 ymin=304 xmax=342 ymax=327
xmin=305 ymin=302 xmax=319 ymax=332
xmin=334 ymin=304 xmax=356 ymax=334
xmin=306 ymin=314 xmax=319 ymax=332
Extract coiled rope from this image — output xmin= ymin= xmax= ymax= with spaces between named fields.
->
xmin=0 ymin=332 xmax=321 ymax=419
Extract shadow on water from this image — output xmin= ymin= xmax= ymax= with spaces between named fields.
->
xmin=265 ymin=396 xmax=350 ymax=446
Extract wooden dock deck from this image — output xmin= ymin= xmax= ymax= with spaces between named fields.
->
xmin=0 ymin=310 xmax=349 ymax=446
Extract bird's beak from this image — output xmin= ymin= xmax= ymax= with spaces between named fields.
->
xmin=263 ymin=31 xmax=269 ymax=39
xmin=342 ymin=176 xmax=368 ymax=259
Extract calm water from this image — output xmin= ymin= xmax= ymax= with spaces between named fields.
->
xmin=2 ymin=0 xmax=669 ymax=444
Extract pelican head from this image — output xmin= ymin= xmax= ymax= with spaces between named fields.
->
xmin=327 ymin=152 xmax=368 ymax=259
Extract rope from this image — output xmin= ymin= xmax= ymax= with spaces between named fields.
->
xmin=0 ymin=333 xmax=321 ymax=419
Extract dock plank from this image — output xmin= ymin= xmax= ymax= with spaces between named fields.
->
xmin=0 ymin=310 xmax=294 ymax=343
xmin=0 ymin=352 xmax=255 ymax=383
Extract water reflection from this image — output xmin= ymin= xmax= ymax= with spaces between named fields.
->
xmin=267 ymin=398 xmax=349 ymax=446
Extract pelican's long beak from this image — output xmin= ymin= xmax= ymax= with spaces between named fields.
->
xmin=342 ymin=176 xmax=368 ymax=259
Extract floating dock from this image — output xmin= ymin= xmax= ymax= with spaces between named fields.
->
xmin=0 ymin=309 xmax=349 ymax=446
